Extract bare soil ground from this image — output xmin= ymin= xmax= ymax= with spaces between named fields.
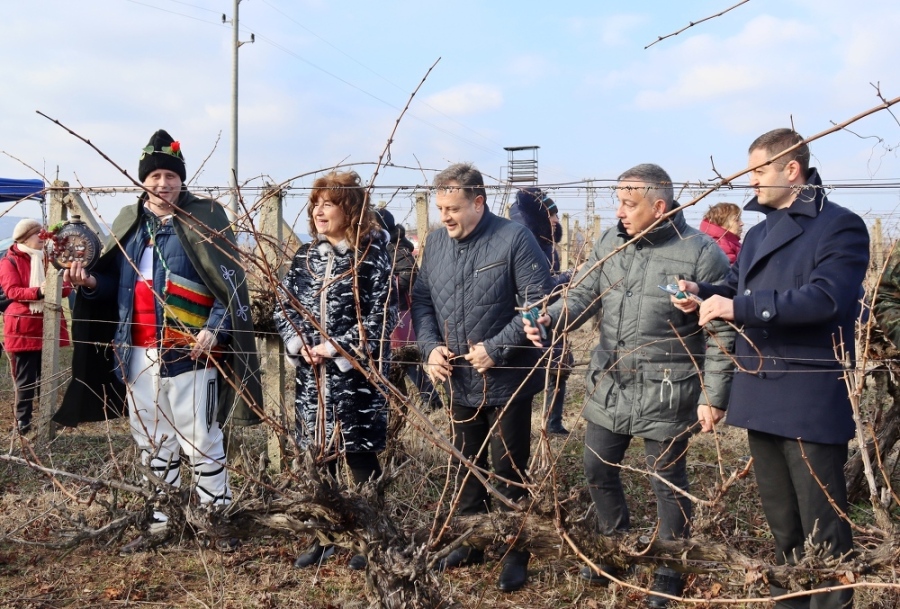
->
xmin=1 ymin=339 xmax=898 ymax=608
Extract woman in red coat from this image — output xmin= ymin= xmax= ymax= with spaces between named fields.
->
xmin=0 ymin=219 xmax=70 ymax=434
xmin=699 ymin=202 xmax=743 ymax=264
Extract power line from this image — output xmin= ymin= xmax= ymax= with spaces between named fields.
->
xmin=120 ymin=0 xmax=505 ymax=159
xmin=255 ymin=0 xmax=508 ymax=153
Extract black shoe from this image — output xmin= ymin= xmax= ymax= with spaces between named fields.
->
xmin=213 ymin=537 xmax=241 ymax=553
xmin=497 ymin=549 xmax=529 ymax=592
xmin=579 ymin=564 xmax=620 ymax=587
xmin=547 ymin=426 xmax=569 ymax=436
xmin=348 ymin=554 xmax=367 ymax=570
xmin=293 ymin=541 xmax=335 ymax=569
xmin=645 ymin=571 xmax=684 ymax=608
xmin=16 ymin=421 xmax=31 ymax=435
xmin=437 ymin=546 xmax=485 ymax=571
xmin=119 ymin=535 xmax=149 ymax=556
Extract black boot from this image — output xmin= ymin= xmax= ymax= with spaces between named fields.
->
xmin=436 ymin=546 xmax=484 ymax=571
xmin=645 ymin=570 xmax=684 ymax=608
xmin=348 ymin=554 xmax=367 ymax=570
xmin=294 ymin=540 xmax=335 ymax=569
xmin=497 ymin=549 xmax=529 ymax=592
xmin=579 ymin=563 xmax=622 ymax=587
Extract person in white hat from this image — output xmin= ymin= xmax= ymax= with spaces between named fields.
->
xmin=0 ymin=218 xmax=71 ymax=434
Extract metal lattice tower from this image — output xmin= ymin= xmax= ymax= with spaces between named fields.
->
xmin=585 ymin=178 xmax=596 ymax=220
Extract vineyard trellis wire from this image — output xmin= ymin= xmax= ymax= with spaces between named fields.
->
xmin=2 ymin=92 xmax=900 ymax=607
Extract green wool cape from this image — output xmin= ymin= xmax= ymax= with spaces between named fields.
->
xmin=55 ymin=190 xmax=263 ymax=428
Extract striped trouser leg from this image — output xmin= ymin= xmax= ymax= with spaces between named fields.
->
xmin=161 ymin=365 xmax=231 ymax=506
xmin=127 ymin=348 xmax=184 ymax=524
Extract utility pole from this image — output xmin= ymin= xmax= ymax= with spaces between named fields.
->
xmin=223 ymin=1 xmax=254 ymax=219
xmin=585 ymin=178 xmax=596 ymax=241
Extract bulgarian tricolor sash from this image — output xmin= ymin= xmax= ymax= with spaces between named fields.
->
xmin=161 ymin=272 xmax=222 ymax=356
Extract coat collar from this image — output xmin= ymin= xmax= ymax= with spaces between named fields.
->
xmin=743 ymin=167 xmax=825 ymax=219
xmin=314 ymin=228 xmax=386 ymax=256
xmin=456 ymin=207 xmax=494 ymax=244
xmin=699 ymin=219 xmax=741 ymax=248
xmin=742 ymin=168 xmax=826 ymax=274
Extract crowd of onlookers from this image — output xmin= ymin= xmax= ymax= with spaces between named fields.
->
xmin=7 ymin=125 xmax=896 ymax=608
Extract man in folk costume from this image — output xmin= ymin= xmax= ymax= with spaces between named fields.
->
xmin=60 ymin=129 xmax=262 ymax=550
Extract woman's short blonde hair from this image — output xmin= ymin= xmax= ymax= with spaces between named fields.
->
xmin=703 ymin=203 xmax=741 ymax=229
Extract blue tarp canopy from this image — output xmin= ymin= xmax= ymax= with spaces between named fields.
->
xmin=0 ymin=178 xmax=45 ymax=203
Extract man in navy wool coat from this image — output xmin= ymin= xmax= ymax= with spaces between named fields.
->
xmin=675 ymin=128 xmax=868 ymax=609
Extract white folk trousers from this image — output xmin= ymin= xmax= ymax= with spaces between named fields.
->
xmin=126 ymin=347 xmax=231 ymax=509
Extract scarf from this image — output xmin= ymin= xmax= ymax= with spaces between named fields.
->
xmin=18 ymin=244 xmax=46 ymax=314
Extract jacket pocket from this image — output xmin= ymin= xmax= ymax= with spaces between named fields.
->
xmin=639 ymin=365 xmax=700 ymax=424
xmin=781 ymin=344 xmax=841 ymax=370
xmin=5 ymin=313 xmax=22 ymax=336
xmin=473 ymin=260 xmax=506 ymax=278
xmin=585 ymin=347 xmax=612 ymax=407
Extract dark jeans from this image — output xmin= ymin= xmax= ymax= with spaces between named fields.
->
xmin=406 ymin=364 xmax=442 ymax=407
xmin=583 ymin=422 xmax=692 ymax=542
xmin=545 ymin=373 xmax=567 ymax=430
xmin=748 ymin=431 xmax=853 ymax=609
xmin=544 ymin=345 xmax=571 ymax=431
xmin=451 ymin=398 xmax=532 ymax=514
xmin=9 ymin=351 xmax=41 ymax=427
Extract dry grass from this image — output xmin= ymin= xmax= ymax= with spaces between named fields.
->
xmin=0 ymin=332 xmax=899 ymax=608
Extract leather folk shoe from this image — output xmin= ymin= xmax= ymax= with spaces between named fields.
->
xmin=645 ymin=570 xmax=685 ymax=608
xmin=293 ymin=540 xmax=335 ymax=569
xmin=436 ymin=546 xmax=485 ymax=571
xmin=497 ymin=549 xmax=529 ymax=593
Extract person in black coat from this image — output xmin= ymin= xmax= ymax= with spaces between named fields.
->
xmin=376 ymin=208 xmax=442 ymax=410
xmin=509 ymin=187 xmax=574 ymax=434
xmin=675 ymin=128 xmax=869 ymax=609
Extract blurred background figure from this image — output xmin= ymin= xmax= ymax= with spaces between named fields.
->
xmin=700 ymin=202 xmax=743 ymax=264
xmin=377 ymin=208 xmax=443 ymax=411
xmin=509 ymin=187 xmax=575 ymax=435
xmin=0 ymin=218 xmax=70 ymax=434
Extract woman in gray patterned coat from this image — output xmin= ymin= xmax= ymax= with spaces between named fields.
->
xmin=274 ymin=170 xmax=397 ymax=570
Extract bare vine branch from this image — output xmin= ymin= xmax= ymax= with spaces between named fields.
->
xmin=645 ymin=0 xmax=751 ymax=49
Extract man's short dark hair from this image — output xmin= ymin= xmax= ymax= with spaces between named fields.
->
xmin=433 ymin=162 xmax=486 ymax=203
xmin=617 ymin=163 xmax=674 ymax=209
xmin=749 ymin=128 xmax=810 ymax=175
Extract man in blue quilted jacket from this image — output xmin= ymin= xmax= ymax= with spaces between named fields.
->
xmin=411 ymin=162 xmax=552 ymax=593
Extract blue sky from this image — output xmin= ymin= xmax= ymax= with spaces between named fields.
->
xmin=2 ymin=0 xmax=899 ymax=235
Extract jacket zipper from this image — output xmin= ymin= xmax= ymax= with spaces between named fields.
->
xmin=473 ymin=260 xmax=505 ymax=277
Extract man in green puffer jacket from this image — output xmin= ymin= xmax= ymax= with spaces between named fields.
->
xmin=526 ymin=163 xmax=734 ymax=608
